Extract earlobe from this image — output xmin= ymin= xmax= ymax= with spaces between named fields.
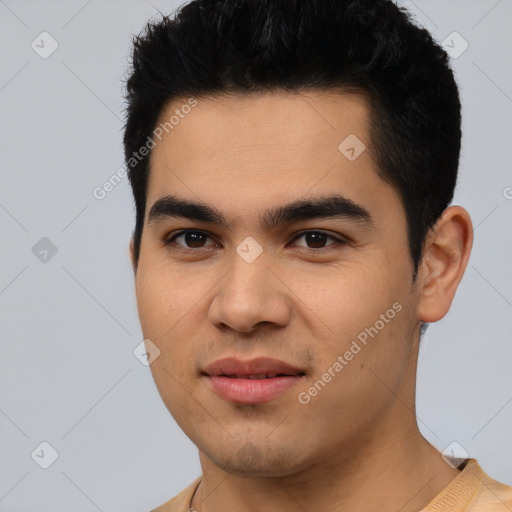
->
xmin=416 ymin=206 xmax=473 ymax=323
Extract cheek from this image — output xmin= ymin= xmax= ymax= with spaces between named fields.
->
xmin=294 ymin=262 xmax=410 ymax=383
xmin=135 ymin=262 xmax=209 ymax=378
xmin=136 ymin=266 xmax=200 ymax=414
xmin=293 ymin=261 xmax=399 ymax=336
xmin=135 ymin=256 xmax=195 ymax=338
xmin=135 ymin=269 xmax=167 ymax=338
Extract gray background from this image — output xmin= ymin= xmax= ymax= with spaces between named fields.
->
xmin=0 ymin=0 xmax=511 ymax=511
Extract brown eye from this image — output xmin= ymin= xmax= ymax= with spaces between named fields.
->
xmin=167 ymin=230 xmax=217 ymax=249
xmin=291 ymin=231 xmax=346 ymax=250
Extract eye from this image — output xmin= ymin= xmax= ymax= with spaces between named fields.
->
xmin=164 ymin=229 xmax=347 ymax=252
xmin=166 ymin=230 xmax=218 ymax=249
xmin=289 ymin=230 xmax=346 ymax=250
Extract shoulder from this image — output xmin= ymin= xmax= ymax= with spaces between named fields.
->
xmin=151 ymin=477 xmax=202 ymax=512
xmin=471 ymin=461 xmax=512 ymax=511
xmin=423 ymin=459 xmax=512 ymax=511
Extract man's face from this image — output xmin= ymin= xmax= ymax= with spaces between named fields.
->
xmin=133 ymin=91 xmax=422 ymax=476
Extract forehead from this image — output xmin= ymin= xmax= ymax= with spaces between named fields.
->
xmin=145 ymin=90 xmax=400 ymax=224
xmin=152 ymin=89 xmax=371 ymax=166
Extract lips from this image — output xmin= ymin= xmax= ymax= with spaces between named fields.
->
xmin=221 ymin=373 xmax=295 ymax=379
xmin=203 ymin=357 xmax=306 ymax=404
xmin=203 ymin=357 xmax=306 ymax=379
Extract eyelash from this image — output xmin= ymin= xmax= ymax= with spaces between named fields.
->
xmin=163 ymin=229 xmax=347 ymax=253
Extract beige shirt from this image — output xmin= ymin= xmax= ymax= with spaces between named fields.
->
xmin=152 ymin=459 xmax=512 ymax=511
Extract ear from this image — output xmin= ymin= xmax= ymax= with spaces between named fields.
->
xmin=416 ymin=206 xmax=473 ymax=323
xmin=129 ymin=238 xmax=137 ymax=275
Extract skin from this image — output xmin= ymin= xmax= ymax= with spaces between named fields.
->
xmin=130 ymin=90 xmax=473 ymax=512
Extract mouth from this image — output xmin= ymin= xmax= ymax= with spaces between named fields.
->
xmin=217 ymin=372 xmax=306 ymax=379
xmin=202 ymin=357 xmax=307 ymax=404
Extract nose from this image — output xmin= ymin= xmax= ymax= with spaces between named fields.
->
xmin=207 ymin=250 xmax=291 ymax=333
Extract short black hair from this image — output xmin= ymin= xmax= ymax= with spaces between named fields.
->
xmin=123 ymin=0 xmax=461 ymax=280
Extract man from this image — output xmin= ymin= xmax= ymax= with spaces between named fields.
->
xmin=122 ymin=0 xmax=512 ymax=510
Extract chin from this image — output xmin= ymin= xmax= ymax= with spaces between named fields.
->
xmin=204 ymin=442 xmax=308 ymax=478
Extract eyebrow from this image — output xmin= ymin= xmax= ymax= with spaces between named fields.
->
xmin=147 ymin=194 xmax=373 ymax=230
